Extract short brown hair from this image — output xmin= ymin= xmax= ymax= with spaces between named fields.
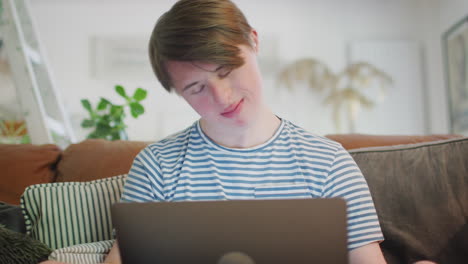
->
xmin=148 ymin=0 xmax=253 ymax=92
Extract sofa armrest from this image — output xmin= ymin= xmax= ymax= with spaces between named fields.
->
xmin=0 ymin=202 xmax=26 ymax=233
xmin=349 ymin=137 xmax=468 ymax=263
xmin=0 ymin=143 xmax=61 ymax=205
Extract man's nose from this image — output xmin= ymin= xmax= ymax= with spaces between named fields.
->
xmin=209 ymin=79 xmax=232 ymax=105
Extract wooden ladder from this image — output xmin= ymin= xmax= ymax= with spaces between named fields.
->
xmin=0 ymin=0 xmax=76 ymax=148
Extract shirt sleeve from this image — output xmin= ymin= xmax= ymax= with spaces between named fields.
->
xmin=321 ymin=145 xmax=384 ymax=250
xmin=120 ymin=147 xmax=165 ymax=202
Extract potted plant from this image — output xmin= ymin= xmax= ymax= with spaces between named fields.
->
xmin=0 ymin=119 xmax=30 ymax=144
xmin=80 ymin=85 xmax=147 ymax=140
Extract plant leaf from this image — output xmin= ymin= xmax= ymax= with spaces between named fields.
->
xmin=21 ymin=135 xmax=31 ymax=144
xmin=81 ymin=99 xmax=92 ymax=112
xmin=130 ymin=102 xmax=145 ymax=118
xmin=97 ymin=98 xmax=111 ymax=110
xmin=133 ymin=88 xmax=148 ymax=101
xmin=115 ymin=85 xmax=127 ymax=98
xmin=96 ymin=123 xmax=112 ymax=137
xmin=110 ymin=105 xmax=124 ymax=118
xmin=87 ymin=131 xmax=100 ymax=139
xmin=110 ymin=132 xmax=120 ymax=141
xmin=81 ymin=119 xmax=95 ymax=128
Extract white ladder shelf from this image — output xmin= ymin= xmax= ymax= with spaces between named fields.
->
xmin=0 ymin=0 xmax=76 ymax=148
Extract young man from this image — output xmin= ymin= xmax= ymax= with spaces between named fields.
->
xmin=103 ymin=0 xmax=387 ymax=263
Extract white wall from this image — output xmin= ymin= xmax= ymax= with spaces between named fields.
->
xmin=16 ymin=0 xmax=464 ymax=141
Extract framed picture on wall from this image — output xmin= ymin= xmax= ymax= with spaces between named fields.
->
xmin=443 ymin=15 xmax=468 ymax=135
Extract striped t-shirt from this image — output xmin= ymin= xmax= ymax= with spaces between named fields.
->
xmin=121 ymin=119 xmax=384 ymax=250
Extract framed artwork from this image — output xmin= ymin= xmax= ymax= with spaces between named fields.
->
xmin=89 ymin=36 xmax=153 ymax=80
xmin=443 ymin=15 xmax=468 ymax=135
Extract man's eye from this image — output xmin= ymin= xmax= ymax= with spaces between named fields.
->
xmin=191 ymin=85 xmax=205 ymax=95
xmin=219 ymin=69 xmax=232 ymax=78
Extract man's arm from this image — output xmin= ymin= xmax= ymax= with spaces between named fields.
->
xmin=349 ymin=242 xmax=387 ymax=264
xmin=103 ymin=241 xmax=121 ymax=264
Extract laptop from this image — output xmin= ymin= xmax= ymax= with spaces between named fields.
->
xmin=111 ymin=198 xmax=348 ymax=264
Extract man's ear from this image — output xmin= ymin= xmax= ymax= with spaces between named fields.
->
xmin=250 ymin=29 xmax=259 ymax=53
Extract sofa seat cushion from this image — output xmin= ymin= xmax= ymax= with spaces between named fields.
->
xmin=0 ymin=144 xmax=61 ymax=205
xmin=349 ymin=137 xmax=468 ymax=263
xmin=56 ymin=139 xmax=149 ymax=182
xmin=20 ymin=174 xmax=127 ymax=250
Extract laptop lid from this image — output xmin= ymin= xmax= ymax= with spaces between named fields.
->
xmin=112 ymin=198 xmax=348 ymax=264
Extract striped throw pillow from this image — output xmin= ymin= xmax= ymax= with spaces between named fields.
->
xmin=20 ymin=174 xmax=127 ymax=250
xmin=49 ymin=239 xmax=115 ymax=264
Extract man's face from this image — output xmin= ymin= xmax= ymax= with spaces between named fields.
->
xmin=166 ymin=44 xmax=263 ymax=129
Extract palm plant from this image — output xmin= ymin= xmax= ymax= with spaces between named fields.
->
xmin=277 ymin=58 xmax=336 ymax=93
xmin=277 ymin=59 xmax=393 ymax=133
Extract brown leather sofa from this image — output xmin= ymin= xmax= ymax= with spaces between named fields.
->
xmin=0 ymin=134 xmax=459 ymax=205
xmin=1 ymin=134 xmax=467 ymax=263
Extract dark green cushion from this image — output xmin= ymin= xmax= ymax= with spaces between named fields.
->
xmin=350 ymin=137 xmax=468 ymax=264
xmin=0 ymin=225 xmax=51 ymax=264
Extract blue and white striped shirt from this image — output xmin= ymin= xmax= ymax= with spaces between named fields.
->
xmin=121 ymin=119 xmax=384 ymax=250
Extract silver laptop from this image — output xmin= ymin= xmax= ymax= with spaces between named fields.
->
xmin=111 ymin=198 xmax=348 ymax=264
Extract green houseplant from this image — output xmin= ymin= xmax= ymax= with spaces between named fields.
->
xmin=80 ymin=85 xmax=147 ymax=140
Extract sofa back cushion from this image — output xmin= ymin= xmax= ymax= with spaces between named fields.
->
xmin=20 ymin=174 xmax=127 ymax=250
xmin=0 ymin=144 xmax=61 ymax=205
xmin=349 ymin=137 xmax=468 ymax=263
xmin=56 ymin=139 xmax=149 ymax=182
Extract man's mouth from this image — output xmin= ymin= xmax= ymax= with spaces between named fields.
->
xmin=221 ymin=99 xmax=244 ymax=118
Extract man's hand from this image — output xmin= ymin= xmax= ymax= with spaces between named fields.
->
xmin=103 ymin=241 xmax=122 ymax=264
